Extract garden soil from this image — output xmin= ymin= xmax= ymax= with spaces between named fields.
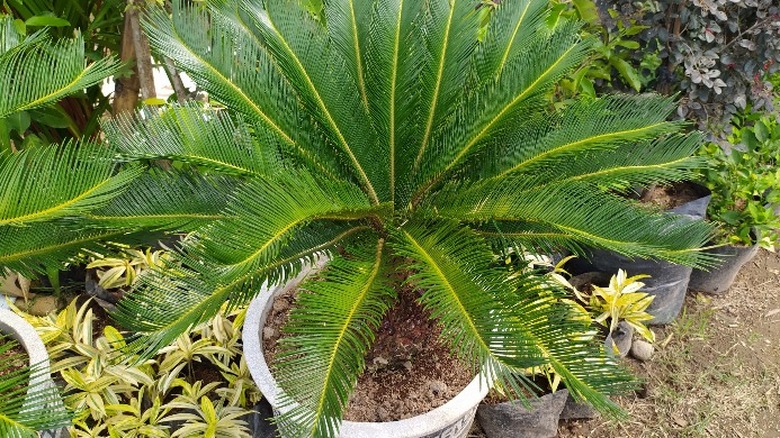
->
xmin=470 ymin=249 xmax=780 ymax=437
xmin=262 ymin=284 xmax=473 ymax=422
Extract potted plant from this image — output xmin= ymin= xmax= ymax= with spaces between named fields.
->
xmin=0 ymin=308 xmax=71 ymax=436
xmin=689 ymin=111 xmax=780 ymax=294
xmin=576 ymin=180 xmax=712 ymax=325
xmin=0 ymin=1 xmax=718 ymax=437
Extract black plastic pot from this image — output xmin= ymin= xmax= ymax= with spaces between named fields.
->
xmin=688 ymin=239 xmax=760 ymax=294
xmin=476 ymin=390 xmax=568 ymax=438
xmin=574 ymin=183 xmax=712 ymax=325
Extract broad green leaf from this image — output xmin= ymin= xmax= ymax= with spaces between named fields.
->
xmin=609 ymin=57 xmax=642 ymax=91
xmin=25 ymin=15 xmax=71 ymax=27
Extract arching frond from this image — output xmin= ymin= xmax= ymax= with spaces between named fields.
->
xmin=143 ymin=2 xmax=345 ymax=181
xmin=392 ymin=220 xmax=543 ymax=372
xmin=482 ymin=95 xmax=685 ymax=180
xmin=88 ymin=169 xmax=236 ymax=231
xmin=434 ymin=183 xmax=717 ymax=267
xmin=0 ymin=16 xmax=120 ymax=118
xmin=106 ymin=105 xmax=281 ymax=177
xmin=114 ymin=224 xmax=375 ymax=359
xmin=498 ymin=272 xmax=635 ymax=414
xmin=0 ymin=224 xmax=131 ymax=277
xmin=274 ymin=241 xmax=394 ymax=438
xmin=392 ymin=220 xmax=633 ymax=411
xmin=541 ymin=134 xmax=706 ymax=191
xmin=0 ymin=142 xmax=141 ymax=226
xmin=188 ymin=170 xmax=381 ymax=281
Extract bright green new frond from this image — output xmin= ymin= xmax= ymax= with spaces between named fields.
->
xmin=275 ymin=241 xmax=394 ymax=438
xmin=239 ymin=0 xmax=386 ymax=203
xmin=0 ymin=142 xmax=141 ymax=226
xmin=0 ymin=337 xmax=71 ymax=437
xmin=88 ymin=169 xmax=235 ymax=231
xmin=106 ymin=104 xmax=280 ymax=177
xmin=0 ymin=223 xmax=134 ymax=277
xmin=0 ymin=18 xmax=120 ymax=118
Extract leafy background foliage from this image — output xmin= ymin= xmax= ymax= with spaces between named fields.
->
xmin=592 ymin=0 xmax=780 ymax=133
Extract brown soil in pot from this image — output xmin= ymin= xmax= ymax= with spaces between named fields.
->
xmin=0 ymin=336 xmax=30 ymax=396
xmin=262 ymin=283 xmax=473 ymax=422
xmin=639 ymin=181 xmax=704 ymax=210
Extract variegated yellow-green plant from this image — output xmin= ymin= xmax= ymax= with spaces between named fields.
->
xmin=87 ymin=248 xmax=171 ymax=291
xmin=15 ymin=299 xmax=260 ymax=438
xmin=0 ymin=1 xmax=719 ymax=436
xmin=589 ymin=269 xmax=656 ymax=343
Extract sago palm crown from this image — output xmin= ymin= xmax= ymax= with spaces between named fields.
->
xmin=0 ymin=1 xmax=715 ymax=437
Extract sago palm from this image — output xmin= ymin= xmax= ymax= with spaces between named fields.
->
xmin=0 ymin=1 xmax=716 ymax=437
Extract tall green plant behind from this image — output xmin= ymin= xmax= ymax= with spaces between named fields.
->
xmin=0 ymin=1 xmax=717 ymax=437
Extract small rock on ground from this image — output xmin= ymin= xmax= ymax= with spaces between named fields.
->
xmin=631 ymin=340 xmax=654 ymax=362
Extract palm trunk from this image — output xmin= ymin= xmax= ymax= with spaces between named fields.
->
xmin=112 ymin=1 xmax=157 ymax=115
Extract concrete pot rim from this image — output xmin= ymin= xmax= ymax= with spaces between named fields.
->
xmin=243 ymin=264 xmax=493 ymax=437
xmin=0 ymin=308 xmax=51 ymax=388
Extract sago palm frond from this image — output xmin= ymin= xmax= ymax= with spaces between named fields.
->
xmin=106 ymin=105 xmax=282 ymax=178
xmin=0 ymin=142 xmax=142 ymax=227
xmin=0 ymin=336 xmax=71 ymax=437
xmin=0 ymin=16 xmax=120 ymax=119
xmin=433 ymin=182 xmax=716 ymax=267
xmin=0 ymin=224 xmax=140 ymax=277
xmin=88 ymin=169 xmax=236 ymax=231
xmin=274 ymin=241 xmax=395 ymax=438
xmin=472 ymin=95 xmax=686 ymax=181
xmin=143 ymin=3 xmax=347 ymax=182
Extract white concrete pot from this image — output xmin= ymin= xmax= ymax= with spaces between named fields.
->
xmin=0 ymin=308 xmax=67 ymax=438
xmin=243 ymin=266 xmax=492 ymax=438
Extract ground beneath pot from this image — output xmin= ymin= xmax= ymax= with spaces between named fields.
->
xmin=469 ymin=249 xmax=780 ymax=437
